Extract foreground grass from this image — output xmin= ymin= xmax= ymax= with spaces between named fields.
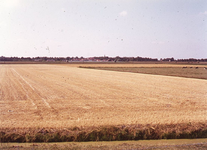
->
xmin=80 ymin=67 xmax=207 ymax=80
xmin=1 ymin=139 xmax=207 ymax=150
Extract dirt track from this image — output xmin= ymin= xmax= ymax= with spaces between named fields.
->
xmin=0 ymin=64 xmax=206 ymax=128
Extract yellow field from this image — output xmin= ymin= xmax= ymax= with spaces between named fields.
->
xmin=0 ymin=64 xmax=207 ymax=129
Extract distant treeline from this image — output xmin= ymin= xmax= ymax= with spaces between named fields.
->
xmin=0 ymin=56 xmax=207 ymax=62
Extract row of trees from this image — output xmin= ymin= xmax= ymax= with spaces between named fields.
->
xmin=0 ymin=56 xmax=207 ymax=62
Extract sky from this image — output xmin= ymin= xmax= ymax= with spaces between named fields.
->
xmin=0 ymin=0 xmax=207 ymax=59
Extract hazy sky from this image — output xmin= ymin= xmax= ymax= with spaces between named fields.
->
xmin=0 ymin=0 xmax=207 ymax=59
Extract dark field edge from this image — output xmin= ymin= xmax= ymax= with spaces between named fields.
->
xmin=0 ymin=122 xmax=207 ymax=143
xmin=79 ymin=66 xmax=207 ymax=80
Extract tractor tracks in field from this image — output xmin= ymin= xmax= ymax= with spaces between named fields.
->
xmin=12 ymin=68 xmax=38 ymax=109
xmin=19 ymin=80 xmax=37 ymax=109
xmin=11 ymin=68 xmax=59 ymax=120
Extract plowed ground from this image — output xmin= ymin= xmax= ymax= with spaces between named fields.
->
xmin=0 ymin=64 xmax=207 ymax=129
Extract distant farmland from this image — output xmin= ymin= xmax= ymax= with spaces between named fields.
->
xmin=80 ymin=66 xmax=207 ymax=80
xmin=0 ymin=64 xmax=207 ymax=142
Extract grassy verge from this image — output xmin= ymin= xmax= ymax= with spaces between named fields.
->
xmin=1 ymin=122 xmax=207 ymax=143
xmin=79 ymin=67 xmax=207 ymax=80
xmin=1 ymin=139 xmax=207 ymax=150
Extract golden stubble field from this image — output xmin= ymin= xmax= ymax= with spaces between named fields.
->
xmin=0 ymin=64 xmax=207 ymax=129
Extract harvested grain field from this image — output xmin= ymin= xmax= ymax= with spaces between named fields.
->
xmin=0 ymin=64 xmax=206 ymax=130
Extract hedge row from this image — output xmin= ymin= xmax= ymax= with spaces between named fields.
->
xmin=1 ymin=125 xmax=207 ymax=142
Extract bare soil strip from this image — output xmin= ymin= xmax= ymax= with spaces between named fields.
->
xmin=1 ymin=139 xmax=207 ymax=150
